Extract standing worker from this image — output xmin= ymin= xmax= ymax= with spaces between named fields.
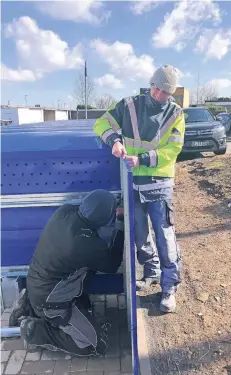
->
xmin=9 ymin=190 xmax=124 ymax=355
xmin=94 ymin=65 xmax=185 ymax=313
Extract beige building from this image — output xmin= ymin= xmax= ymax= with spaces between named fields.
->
xmin=173 ymin=87 xmax=190 ymax=108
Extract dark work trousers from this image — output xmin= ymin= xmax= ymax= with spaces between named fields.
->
xmin=27 ymin=269 xmax=109 ymax=356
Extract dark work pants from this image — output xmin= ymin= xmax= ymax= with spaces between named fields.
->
xmin=27 ymin=270 xmax=109 ymax=356
xmin=28 ymin=299 xmax=109 ymax=356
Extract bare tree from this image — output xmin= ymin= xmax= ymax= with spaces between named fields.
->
xmin=94 ymin=94 xmax=117 ymax=109
xmin=190 ymin=83 xmax=218 ymax=105
xmin=74 ymin=74 xmax=95 ymax=107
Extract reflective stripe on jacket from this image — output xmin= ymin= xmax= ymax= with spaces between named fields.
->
xmin=94 ymin=91 xmax=185 ymax=189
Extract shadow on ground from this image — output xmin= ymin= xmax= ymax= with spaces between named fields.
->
xmin=176 ymin=222 xmax=231 ymax=239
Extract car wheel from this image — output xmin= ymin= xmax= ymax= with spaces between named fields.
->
xmin=214 ymin=148 xmax=227 ymax=155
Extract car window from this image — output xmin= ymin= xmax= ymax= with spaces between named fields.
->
xmin=183 ymin=109 xmax=214 ymax=123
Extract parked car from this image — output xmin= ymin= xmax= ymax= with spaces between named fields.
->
xmin=182 ymin=107 xmax=227 ymax=155
xmin=216 ymin=112 xmax=231 ymax=133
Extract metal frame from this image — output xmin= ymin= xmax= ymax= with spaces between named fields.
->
xmin=1 ymin=191 xmax=121 ymax=208
xmin=121 ymin=159 xmax=138 ymax=375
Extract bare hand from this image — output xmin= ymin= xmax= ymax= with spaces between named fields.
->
xmin=112 ymin=142 xmax=127 ymax=158
xmin=125 ymin=155 xmax=139 ymax=168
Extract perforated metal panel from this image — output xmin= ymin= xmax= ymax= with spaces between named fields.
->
xmin=1 ymin=123 xmax=121 ymax=195
xmin=1 ymin=125 xmax=121 ymax=269
xmin=1 ymin=151 xmax=120 ymax=195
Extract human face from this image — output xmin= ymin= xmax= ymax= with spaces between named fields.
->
xmin=150 ymin=87 xmax=170 ymax=102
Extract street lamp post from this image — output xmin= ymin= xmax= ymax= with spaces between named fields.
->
xmin=24 ymin=95 xmax=28 ymax=107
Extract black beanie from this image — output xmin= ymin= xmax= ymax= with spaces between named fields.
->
xmin=79 ymin=189 xmax=116 ymax=228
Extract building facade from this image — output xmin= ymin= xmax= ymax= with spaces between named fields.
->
xmin=1 ymin=106 xmax=69 ymax=126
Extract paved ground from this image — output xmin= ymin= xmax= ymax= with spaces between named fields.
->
xmin=1 ymin=295 xmax=133 ymax=375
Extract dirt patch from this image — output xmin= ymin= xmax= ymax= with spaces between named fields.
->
xmin=188 ymin=156 xmax=231 ymax=202
xmin=138 ymin=154 xmax=231 ymax=375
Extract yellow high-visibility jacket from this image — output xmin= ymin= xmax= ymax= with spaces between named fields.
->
xmin=94 ymin=91 xmax=185 ymax=191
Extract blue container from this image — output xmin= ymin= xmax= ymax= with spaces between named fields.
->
xmin=1 ymin=121 xmax=121 ymax=267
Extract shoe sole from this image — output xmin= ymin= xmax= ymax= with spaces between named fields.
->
xmin=160 ymin=306 xmax=176 ymax=313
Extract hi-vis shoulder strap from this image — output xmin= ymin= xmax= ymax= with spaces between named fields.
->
xmin=124 ymin=97 xmax=183 ymax=150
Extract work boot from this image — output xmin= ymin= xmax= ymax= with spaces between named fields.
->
xmin=9 ymin=289 xmax=30 ymax=327
xmin=136 ymin=276 xmax=160 ymax=291
xmin=160 ymin=293 xmax=176 ymax=313
xmin=20 ymin=317 xmax=38 ymax=350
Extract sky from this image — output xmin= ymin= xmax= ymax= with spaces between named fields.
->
xmin=1 ymin=0 xmax=231 ymax=109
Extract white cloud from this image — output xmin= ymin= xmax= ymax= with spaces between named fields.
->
xmin=196 ymin=28 xmax=231 ymax=60
xmin=152 ymin=0 xmax=222 ymax=51
xmin=130 ymin=1 xmax=159 ymax=15
xmin=4 ymin=16 xmax=84 ymax=80
xmin=1 ymin=63 xmax=42 ymax=82
xmin=90 ymin=39 xmax=155 ymax=81
xmin=94 ymin=74 xmax=124 ymax=89
xmin=207 ymin=79 xmax=231 ymax=95
xmin=36 ymin=1 xmax=110 ymax=25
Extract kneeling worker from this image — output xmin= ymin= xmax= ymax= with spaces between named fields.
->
xmin=9 ymin=189 xmax=124 ymax=356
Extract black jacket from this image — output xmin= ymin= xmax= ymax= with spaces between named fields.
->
xmin=27 ymin=203 xmax=124 ymax=306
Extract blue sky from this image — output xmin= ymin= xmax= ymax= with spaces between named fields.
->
xmin=1 ymin=0 xmax=231 ymax=108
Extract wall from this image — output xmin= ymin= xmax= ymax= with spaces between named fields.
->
xmin=18 ymin=108 xmax=44 ymax=124
xmin=44 ymin=110 xmax=56 ymax=121
xmin=55 ymin=110 xmax=68 ymax=121
xmin=1 ymin=108 xmax=19 ymax=125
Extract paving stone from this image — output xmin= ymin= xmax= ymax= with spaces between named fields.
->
xmin=87 ymin=357 xmax=120 ymax=372
xmin=90 ymin=295 xmax=105 ymax=302
xmin=20 ymin=360 xmax=55 ymax=374
xmin=119 ymin=329 xmax=131 ymax=349
xmin=106 ymin=308 xmax=119 ymax=322
xmin=120 ymin=351 xmax=132 ymax=373
xmin=106 ymin=295 xmax=118 ymax=309
xmin=104 ymin=372 xmax=122 ymax=375
xmin=69 ymin=357 xmax=87 ymax=372
xmin=53 ymin=359 xmax=71 ymax=375
xmin=119 ymin=310 xmax=128 ymax=327
xmin=4 ymin=350 xmax=26 ymax=374
xmin=70 ymin=372 xmax=103 ymax=375
xmin=1 ymin=350 xmax=11 ymax=362
xmin=108 ymin=326 xmax=120 ymax=346
xmin=118 ymin=295 xmax=127 ymax=310
xmin=105 ymin=345 xmax=120 ymax=358
xmin=41 ymin=349 xmax=71 ymax=360
xmin=25 ymin=350 xmax=42 ymax=361
xmin=93 ymin=302 xmax=105 ymax=317
xmin=1 ymin=339 xmax=25 ymax=351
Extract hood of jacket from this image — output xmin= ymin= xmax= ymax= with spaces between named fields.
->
xmin=78 ymin=189 xmax=116 ymax=229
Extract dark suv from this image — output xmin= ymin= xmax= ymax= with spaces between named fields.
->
xmin=182 ymin=107 xmax=227 ymax=155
